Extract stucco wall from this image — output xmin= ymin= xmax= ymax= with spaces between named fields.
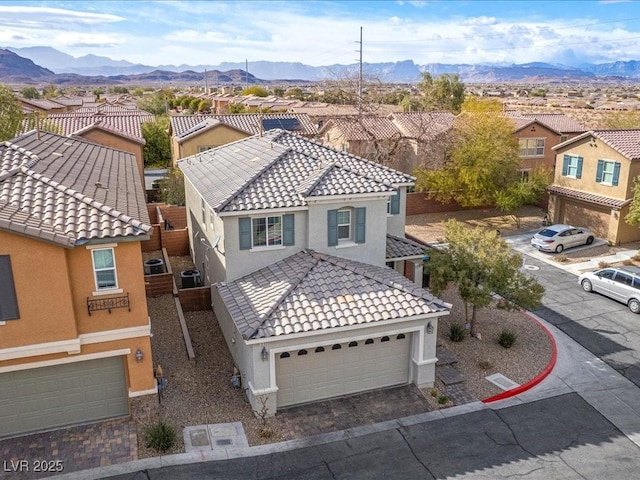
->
xmin=172 ymin=125 xmax=250 ymax=165
xmin=386 ymin=187 xmax=407 ymax=237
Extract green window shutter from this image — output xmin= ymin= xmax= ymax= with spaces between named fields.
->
xmin=355 ymin=207 xmax=366 ymax=244
xmin=390 ymin=191 xmax=401 ymax=215
xmin=327 ymin=209 xmax=338 ymax=246
xmin=0 ymin=255 xmax=20 ymax=321
xmin=562 ymin=155 xmax=569 ymax=176
xmin=576 ymin=157 xmax=583 ymax=179
xmin=612 ymin=162 xmax=621 ymax=186
xmin=239 ymin=218 xmax=251 ymax=250
xmin=596 ymin=159 xmax=604 ymax=183
xmin=282 ymin=214 xmax=295 ymax=246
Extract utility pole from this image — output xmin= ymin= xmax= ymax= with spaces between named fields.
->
xmin=356 ymin=26 xmax=363 ymax=116
xmin=245 ymin=59 xmax=249 ymax=90
xmin=204 ymin=68 xmax=208 ymax=93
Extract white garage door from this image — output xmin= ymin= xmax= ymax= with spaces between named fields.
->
xmin=276 ymin=334 xmax=410 ymax=407
xmin=0 ymin=357 xmax=129 ymax=438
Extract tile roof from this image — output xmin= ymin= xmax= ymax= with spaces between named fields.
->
xmin=386 ymin=234 xmax=425 ymax=260
xmin=592 ymin=130 xmax=640 ymax=161
xmin=547 ymin=185 xmax=631 ymax=208
xmin=389 ymin=112 xmax=456 ymax=139
xmin=0 ymin=131 xmax=151 ymax=247
xmin=37 ymin=111 xmax=155 ymax=140
xmin=19 ymin=98 xmax=66 ymax=111
xmin=179 ymin=130 xmax=414 ymax=213
xmin=505 ymin=112 xmax=586 ymax=134
xmin=170 ymin=113 xmax=318 ymax=138
xmin=322 ymin=116 xmax=402 ymax=141
xmin=216 ymin=249 xmax=450 ymax=340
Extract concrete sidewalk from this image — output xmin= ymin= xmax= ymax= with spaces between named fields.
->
xmin=50 ymin=310 xmax=640 ymax=480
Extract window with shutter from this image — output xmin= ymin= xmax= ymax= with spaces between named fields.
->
xmin=0 ymin=255 xmax=19 ymax=321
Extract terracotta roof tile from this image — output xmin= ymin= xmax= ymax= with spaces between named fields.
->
xmin=547 ymin=184 xmax=631 ymax=208
xmin=216 ymin=250 xmax=450 ymax=340
xmin=171 ymin=113 xmax=318 ymax=138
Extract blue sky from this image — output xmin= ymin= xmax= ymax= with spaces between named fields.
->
xmin=1 ymin=1 xmax=640 ymax=67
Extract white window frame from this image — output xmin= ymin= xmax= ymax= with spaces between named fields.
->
xmin=566 ymin=155 xmax=580 ymax=177
xmin=251 ymin=215 xmax=283 ymax=249
xmin=519 ymin=138 xmax=545 ymax=157
xmin=90 ymin=247 xmax=121 ymax=295
xmin=337 ymin=208 xmax=352 ymax=243
xmin=600 ymin=160 xmax=616 ymax=185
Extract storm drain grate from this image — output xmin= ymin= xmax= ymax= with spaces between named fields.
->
xmin=485 ymin=373 xmax=520 ymax=391
xmin=216 ymin=439 xmax=233 ymax=446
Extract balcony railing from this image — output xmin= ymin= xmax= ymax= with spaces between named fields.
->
xmin=87 ymin=293 xmax=130 ymax=316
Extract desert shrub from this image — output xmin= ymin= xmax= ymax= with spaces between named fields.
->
xmin=623 ymin=259 xmax=634 ymax=266
xmin=632 ymin=252 xmax=640 ymax=262
xmin=449 ymin=323 xmax=466 ymax=342
xmin=478 ymin=360 xmax=493 ymax=370
xmin=144 ymin=421 xmax=176 ymax=452
xmin=598 ymin=261 xmax=611 ymax=269
xmin=555 ymin=255 xmax=568 ymax=263
xmin=438 ymin=395 xmax=449 ymax=405
xmin=430 ymin=388 xmax=438 ymax=398
xmin=498 ymin=329 xmax=518 ymax=349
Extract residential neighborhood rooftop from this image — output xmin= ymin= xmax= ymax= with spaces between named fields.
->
xmin=0 ymin=131 xmax=151 ymax=247
xmin=216 ymin=249 xmax=450 ymax=340
xmin=178 ymin=129 xmax=414 ymax=213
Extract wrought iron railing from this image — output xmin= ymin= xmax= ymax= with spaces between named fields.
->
xmin=87 ymin=293 xmax=130 ymax=316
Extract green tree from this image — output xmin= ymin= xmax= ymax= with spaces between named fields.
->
xmin=42 ymin=84 xmax=58 ymax=98
xmin=109 ymin=86 xmax=129 ymax=94
xmin=159 ymin=168 xmax=185 ymax=206
xmin=197 ymin=98 xmax=212 ymax=113
xmin=228 ymin=103 xmax=247 ymax=113
xmin=414 ymin=110 xmax=521 ymax=208
xmin=136 ymin=88 xmax=173 ymax=115
xmin=0 ymin=84 xmax=22 ymax=141
xmin=272 ymin=87 xmax=285 ymax=97
xmin=425 ymin=220 xmax=544 ymax=337
xmin=625 ymin=175 xmax=640 ymax=226
xmin=142 ymin=116 xmax=171 ymax=167
xmin=495 ymin=167 xmax=551 ymax=228
xmin=20 ymin=87 xmax=40 ymax=99
xmin=241 ymin=86 xmax=269 ymax=97
xmin=417 ymin=72 xmax=465 ymax=113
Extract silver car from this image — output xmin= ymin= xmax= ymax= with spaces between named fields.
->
xmin=531 ymin=224 xmax=595 ymax=253
xmin=579 ymin=266 xmax=640 ymax=314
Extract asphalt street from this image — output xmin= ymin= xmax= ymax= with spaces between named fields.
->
xmin=53 ymin=235 xmax=640 ymax=480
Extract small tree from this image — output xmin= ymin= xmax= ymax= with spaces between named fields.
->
xmin=417 ymin=72 xmax=465 ymax=113
xmin=0 ymin=84 xmax=22 ymax=141
xmin=241 ymin=86 xmax=269 ymax=97
xmin=426 ymin=220 xmax=544 ymax=337
xmin=20 ymin=87 xmax=40 ymax=99
xmin=625 ymin=175 xmax=640 ymax=226
xmin=495 ymin=167 xmax=551 ymax=228
xmin=142 ymin=116 xmax=171 ymax=167
xmin=159 ymin=168 xmax=185 ymax=206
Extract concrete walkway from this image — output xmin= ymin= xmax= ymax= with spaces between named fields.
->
xmin=49 ymin=309 xmax=640 ymax=479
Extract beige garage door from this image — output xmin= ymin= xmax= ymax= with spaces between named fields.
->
xmin=561 ymin=200 xmax=610 ymax=239
xmin=0 ymin=357 xmax=129 ymax=438
xmin=276 ymin=334 xmax=410 ymax=407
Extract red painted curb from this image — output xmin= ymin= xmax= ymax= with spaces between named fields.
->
xmin=482 ymin=311 xmax=558 ymax=403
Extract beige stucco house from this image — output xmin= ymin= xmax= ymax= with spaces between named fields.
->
xmin=548 ymin=129 xmax=640 ymax=244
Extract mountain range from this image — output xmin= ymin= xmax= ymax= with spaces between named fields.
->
xmin=3 ymin=46 xmax=640 ymax=85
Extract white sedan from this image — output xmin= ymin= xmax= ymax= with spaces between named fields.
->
xmin=531 ymin=224 xmax=595 ymax=253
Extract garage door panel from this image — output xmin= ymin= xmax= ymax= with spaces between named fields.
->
xmin=562 ymin=200 xmax=609 ymax=239
xmin=0 ymin=357 xmax=128 ymax=439
xmin=276 ymin=334 xmax=411 ymax=407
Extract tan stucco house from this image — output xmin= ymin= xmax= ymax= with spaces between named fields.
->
xmin=178 ymin=130 xmax=449 ymax=415
xmin=0 ymin=131 xmax=156 ymax=438
xmin=548 ymin=129 xmax=640 ymax=244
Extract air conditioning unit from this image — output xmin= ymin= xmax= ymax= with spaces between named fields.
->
xmin=144 ymin=258 xmax=165 ymax=275
xmin=181 ymin=269 xmax=203 ymax=288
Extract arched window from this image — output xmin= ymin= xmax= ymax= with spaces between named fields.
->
xmin=365 ymin=339 xmax=374 ymax=345
xmin=381 ymin=336 xmax=390 ymax=342
xmin=397 ymin=334 xmax=406 ymax=340
xmin=348 ymin=341 xmax=358 ymax=348
xmin=280 ymin=352 xmax=290 ymax=359
xmin=332 ymin=344 xmax=342 ymax=350
xmin=315 ymin=346 xmax=325 ymax=353
xmin=298 ymin=349 xmax=308 ymax=356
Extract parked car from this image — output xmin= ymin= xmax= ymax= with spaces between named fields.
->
xmin=531 ymin=224 xmax=595 ymax=253
xmin=579 ymin=266 xmax=640 ymax=314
